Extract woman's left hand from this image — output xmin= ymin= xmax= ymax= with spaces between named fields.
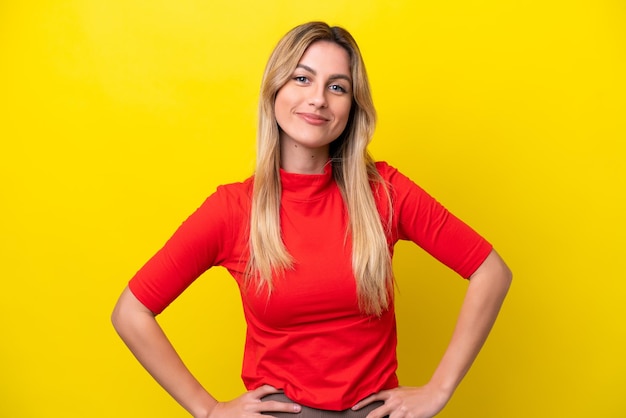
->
xmin=352 ymin=385 xmax=451 ymax=418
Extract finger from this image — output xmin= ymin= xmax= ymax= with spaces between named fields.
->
xmin=365 ymin=404 xmax=393 ymax=418
xmin=252 ymin=384 xmax=282 ymax=398
xmin=259 ymin=400 xmax=302 ymax=414
xmin=352 ymin=392 xmax=385 ymax=411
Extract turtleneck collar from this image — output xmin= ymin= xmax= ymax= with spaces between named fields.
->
xmin=279 ymin=162 xmax=335 ymax=202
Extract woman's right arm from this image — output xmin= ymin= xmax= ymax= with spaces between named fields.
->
xmin=111 ymin=286 xmax=218 ymax=417
xmin=111 ymin=286 xmax=302 ymax=418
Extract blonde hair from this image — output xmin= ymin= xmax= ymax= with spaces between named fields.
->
xmin=248 ymin=22 xmax=393 ymax=316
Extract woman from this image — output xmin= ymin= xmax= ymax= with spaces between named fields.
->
xmin=112 ymin=21 xmax=512 ymax=418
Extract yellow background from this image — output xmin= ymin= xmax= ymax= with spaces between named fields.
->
xmin=1 ymin=1 xmax=624 ymax=417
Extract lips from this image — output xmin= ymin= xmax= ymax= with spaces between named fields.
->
xmin=297 ymin=112 xmax=330 ymax=125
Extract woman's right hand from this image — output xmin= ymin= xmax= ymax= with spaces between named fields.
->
xmin=112 ymin=288 xmax=300 ymax=418
xmin=207 ymin=385 xmax=301 ymax=418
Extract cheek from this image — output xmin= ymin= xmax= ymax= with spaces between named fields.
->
xmin=274 ymin=91 xmax=289 ymax=127
xmin=274 ymin=86 xmax=298 ymax=116
xmin=274 ymin=90 xmax=285 ymax=115
xmin=336 ymin=102 xmax=352 ymax=128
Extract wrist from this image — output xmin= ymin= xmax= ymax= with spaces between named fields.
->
xmin=425 ymin=378 xmax=456 ymax=401
xmin=190 ymin=397 xmax=219 ymax=418
xmin=193 ymin=405 xmax=214 ymax=418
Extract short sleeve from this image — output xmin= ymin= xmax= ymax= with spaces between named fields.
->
xmin=378 ymin=162 xmax=493 ymax=279
xmin=128 ymin=182 xmax=249 ymax=314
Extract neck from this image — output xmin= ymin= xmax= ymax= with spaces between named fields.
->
xmin=280 ymin=140 xmax=330 ymax=174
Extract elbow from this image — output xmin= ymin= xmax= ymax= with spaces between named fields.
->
xmin=500 ymin=257 xmax=513 ymax=284
xmin=110 ymin=286 xmax=139 ymax=335
xmin=471 ymin=249 xmax=513 ymax=295
xmin=503 ymin=264 xmax=513 ymax=293
xmin=111 ymin=286 xmax=156 ymax=336
xmin=492 ymin=249 xmax=512 ymax=285
xmin=496 ymin=255 xmax=513 ymax=297
xmin=506 ymin=264 xmax=513 ymax=282
xmin=111 ymin=296 xmax=125 ymax=335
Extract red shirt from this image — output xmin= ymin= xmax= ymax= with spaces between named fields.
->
xmin=129 ymin=162 xmax=492 ymax=410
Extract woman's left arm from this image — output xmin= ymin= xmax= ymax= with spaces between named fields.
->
xmin=354 ymin=249 xmax=512 ymax=418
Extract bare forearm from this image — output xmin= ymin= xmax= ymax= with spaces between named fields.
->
xmin=112 ymin=287 xmax=217 ymax=418
xmin=429 ymin=250 xmax=512 ymax=395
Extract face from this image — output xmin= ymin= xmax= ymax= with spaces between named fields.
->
xmin=274 ymin=41 xmax=353 ymax=158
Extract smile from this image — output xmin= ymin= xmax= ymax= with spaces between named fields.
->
xmin=297 ymin=112 xmax=330 ymax=125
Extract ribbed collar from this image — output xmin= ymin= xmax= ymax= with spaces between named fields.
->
xmin=280 ymin=163 xmax=335 ymax=202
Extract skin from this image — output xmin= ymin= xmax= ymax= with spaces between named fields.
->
xmin=275 ymin=41 xmax=352 ymax=174
xmin=111 ymin=39 xmax=513 ymax=418
xmin=110 ymin=40 xmax=352 ymax=418
xmin=111 ymin=287 xmax=300 ymax=417
xmin=353 ymin=249 xmax=512 ymax=418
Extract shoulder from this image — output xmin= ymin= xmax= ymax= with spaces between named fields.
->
xmin=374 ymin=161 xmax=395 ymax=178
xmin=373 ymin=161 xmax=432 ymax=203
xmin=374 ymin=161 xmax=413 ymax=187
xmin=214 ymin=176 xmax=254 ymax=201
xmin=196 ymin=176 xmax=253 ymax=217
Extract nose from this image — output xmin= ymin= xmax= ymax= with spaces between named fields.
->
xmin=308 ymin=85 xmax=328 ymax=108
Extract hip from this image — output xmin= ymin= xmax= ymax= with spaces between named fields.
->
xmin=261 ymin=393 xmax=387 ymax=418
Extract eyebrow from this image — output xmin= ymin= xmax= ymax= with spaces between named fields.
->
xmin=296 ymin=64 xmax=352 ymax=83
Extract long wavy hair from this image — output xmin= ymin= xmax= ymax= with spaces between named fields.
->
xmin=247 ymin=21 xmax=393 ymax=316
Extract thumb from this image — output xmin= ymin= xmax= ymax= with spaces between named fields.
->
xmin=252 ymin=384 xmax=282 ymax=398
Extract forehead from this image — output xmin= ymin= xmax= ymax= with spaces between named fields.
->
xmin=297 ymin=41 xmax=351 ymax=75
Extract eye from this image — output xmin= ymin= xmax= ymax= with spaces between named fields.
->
xmin=329 ymin=84 xmax=348 ymax=94
xmin=293 ymin=76 xmax=309 ymax=84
